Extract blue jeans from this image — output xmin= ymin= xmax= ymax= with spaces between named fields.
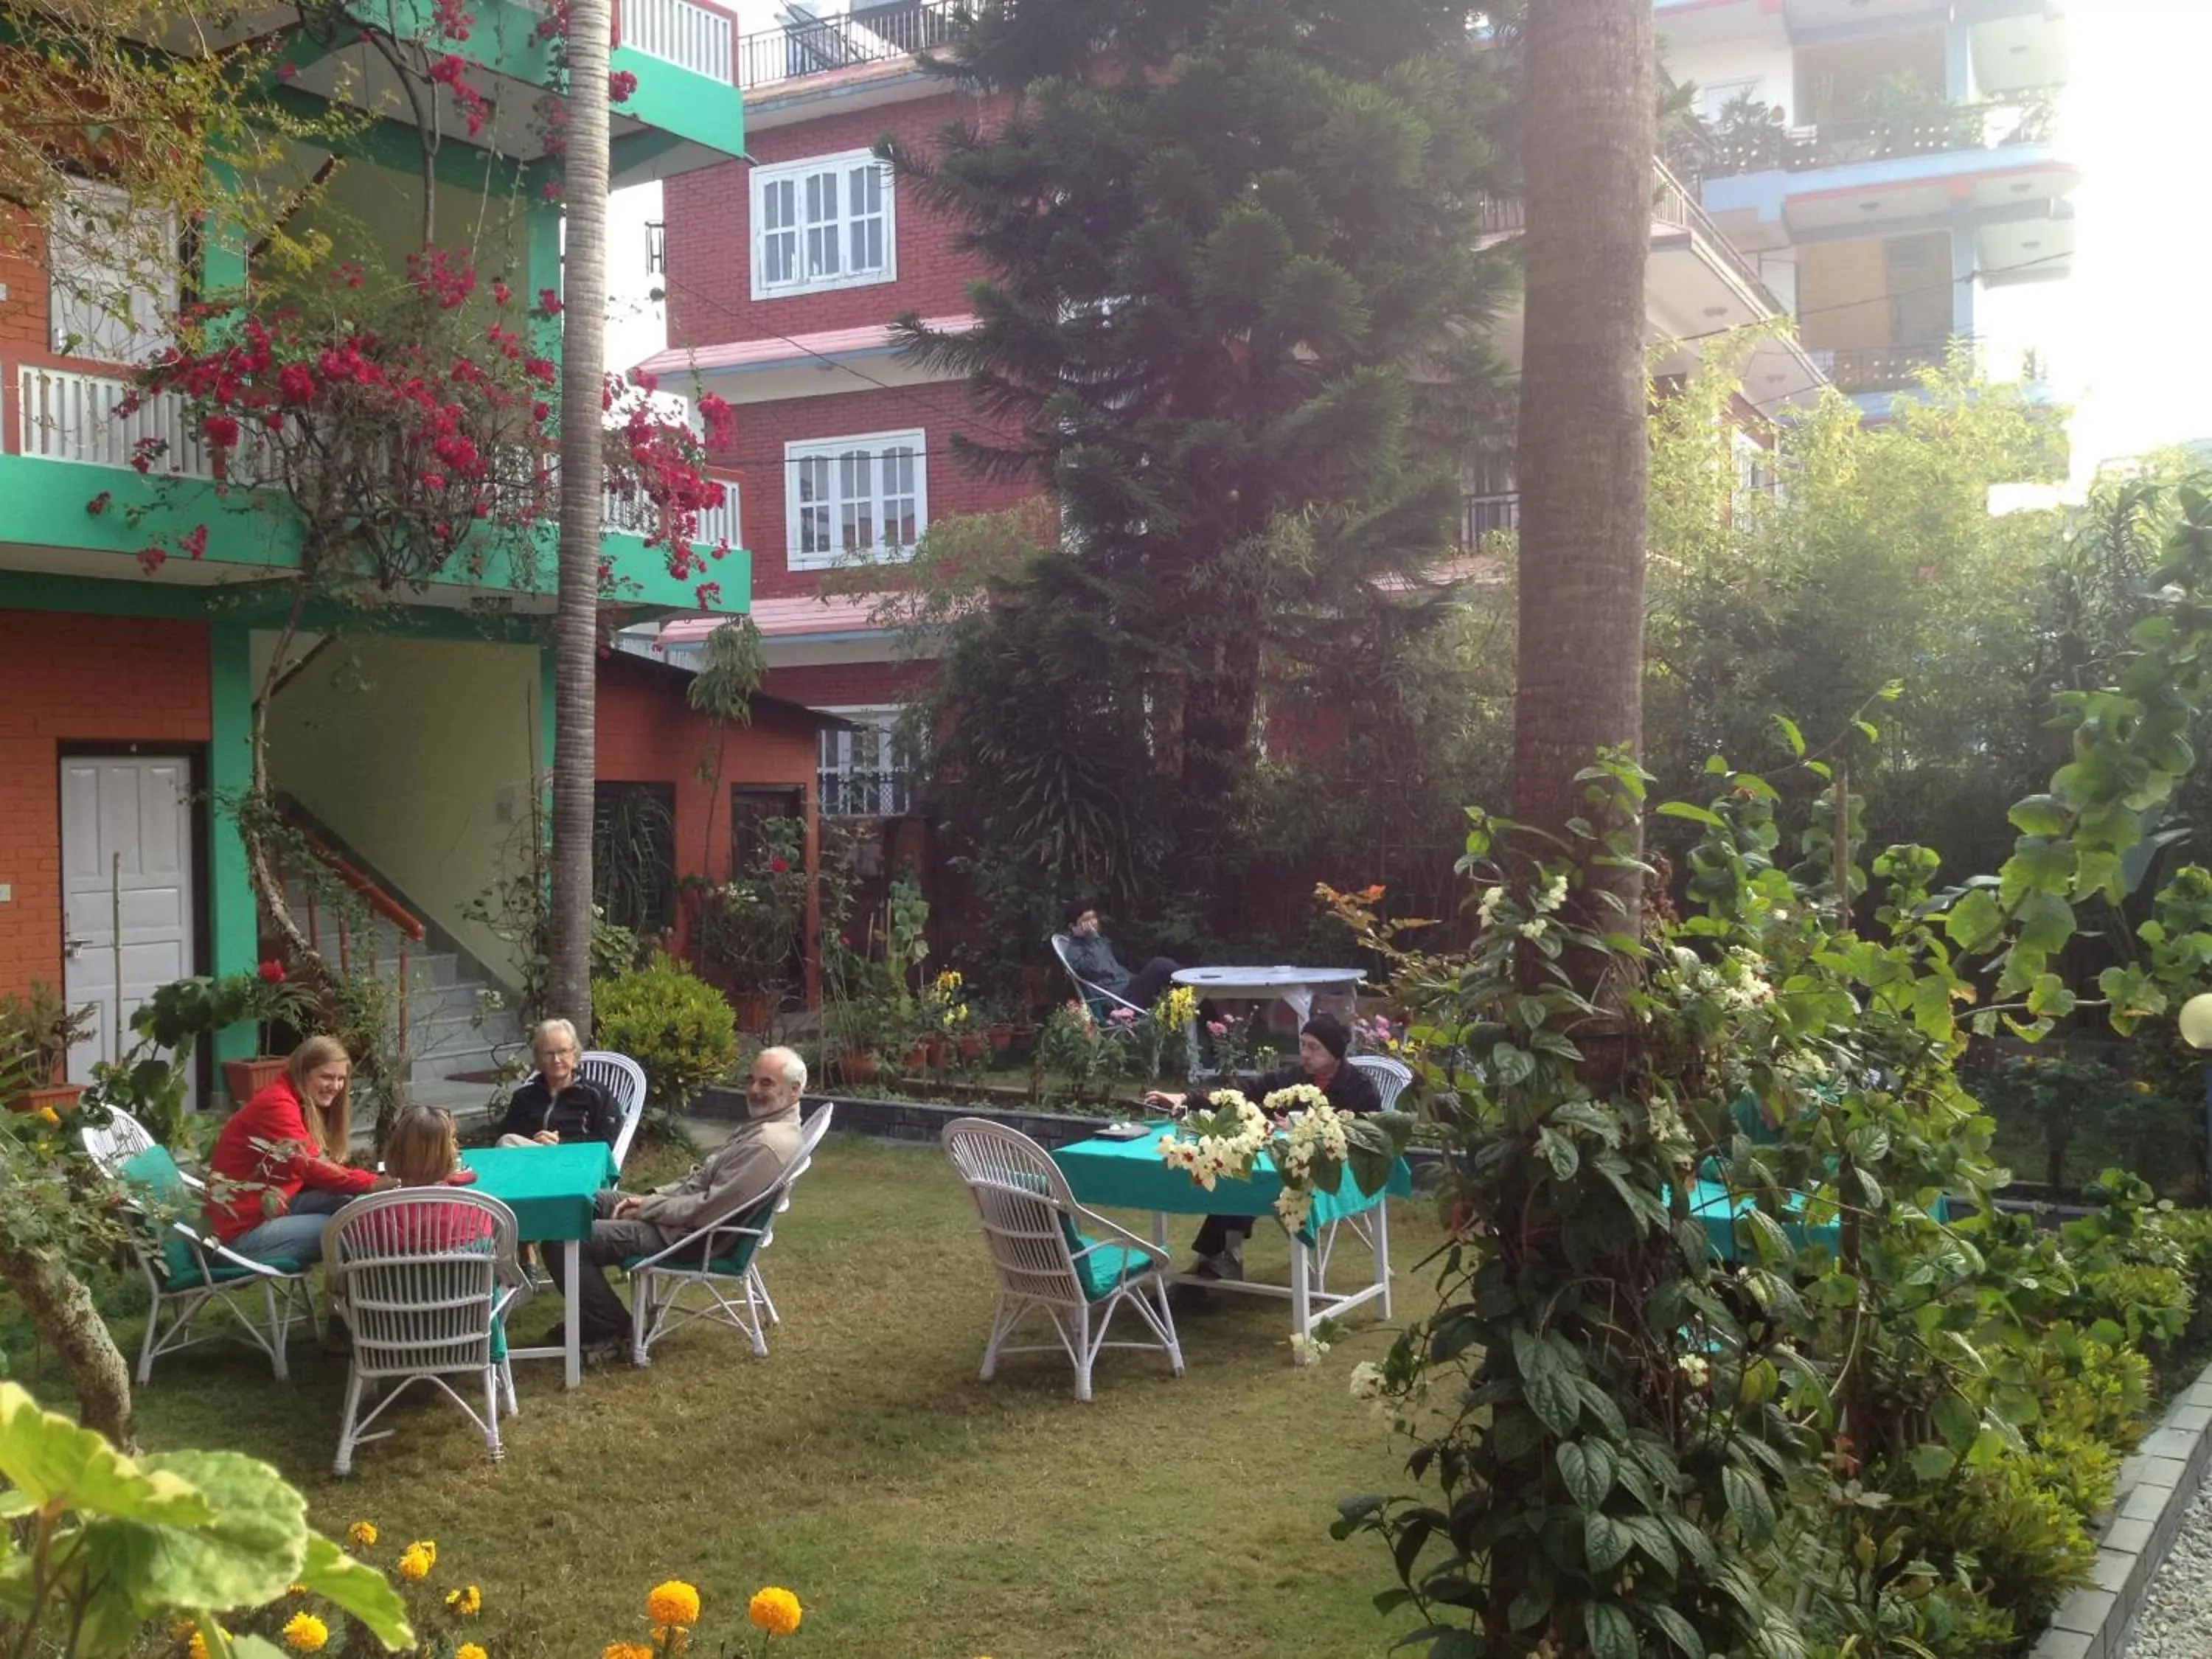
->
xmin=227 ymin=1189 xmax=351 ymax=1267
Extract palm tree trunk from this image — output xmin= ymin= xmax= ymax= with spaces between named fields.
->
xmin=552 ymin=0 xmax=613 ymax=1034
xmin=1512 ymin=0 xmax=1655 ymax=951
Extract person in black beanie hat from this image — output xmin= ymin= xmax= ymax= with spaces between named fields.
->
xmin=1143 ymin=1012 xmax=1382 ymax=1280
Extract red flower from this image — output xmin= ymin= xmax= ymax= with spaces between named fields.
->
xmin=180 ymin=524 xmax=209 ymax=559
xmin=258 ymin=959 xmax=286 ymax=983
xmin=86 ymin=492 xmax=111 ymax=517
xmin=769 ymin=857 xmax=789 ymax=874
xmin=136 ymin=544 xmax=167 ymax=574
xmin=536 ymin=288 xmax=563 ymax=317
xmin=608 ymin=70 xmax=638 ymax=102
xmin=278 ymin=362 xmax=316 ymax=403
xmin=202 ymin=414 xmax=240 ymax=448
xmin=524 ymin=357 xmax=556 ymax=385
xmin=492 ymin=280 xmax=511 ymax=305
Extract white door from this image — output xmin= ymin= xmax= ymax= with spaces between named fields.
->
xmin=60 ymin=757 xmax=197 ymax=1094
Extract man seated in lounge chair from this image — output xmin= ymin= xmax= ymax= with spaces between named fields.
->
xmin=1142 ymin=1012 xmax=1382 ymax=1282
xmin=1062 ymin=901 xmax=1187 ymax=1011
xmin=543 ymin=1046 xmax=807 ymax=1350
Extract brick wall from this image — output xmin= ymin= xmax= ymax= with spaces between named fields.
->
xmin=0 ymin=611 xmax=212 ymax=996
xmin=595 ymin=651 xmax=826 ymax=1001
xmin=0 ymin=207 xmax=48 ymax=361
xmin=664 ymin=88 xmax=1009 ymax=349
xmin=720 ymin=379 xmax=1037 ymax=597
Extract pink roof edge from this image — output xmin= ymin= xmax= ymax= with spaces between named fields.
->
xmin=638 ymin=314 xmax=975 ymax=379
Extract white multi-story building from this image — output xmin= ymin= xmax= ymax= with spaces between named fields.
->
xmin=1658 ymin=0 xmax=2073 ymax=412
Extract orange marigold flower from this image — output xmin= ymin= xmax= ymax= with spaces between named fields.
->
xmin=747 ymin=1587 xmax=801 ymax=1638
xmin=282 ymin=1612 xmax=329 ymax=1653
xmin=346 ymin=1520 xmax=378 ymax=1548
xmin=646 ymin=1581 xmax=700 ymax=1627
xmin=604 ymin=1645 xmax=655 ymax=1659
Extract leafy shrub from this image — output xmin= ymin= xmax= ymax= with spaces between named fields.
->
xmin=593 ymin=955 xmax=738 ymax=1118
xmin=1911 ymin=1454 xmax=2099 ymax=1641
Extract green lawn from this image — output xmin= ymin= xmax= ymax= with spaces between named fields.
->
xmin=82 ymin=1134 xmax=1441 ymax=1659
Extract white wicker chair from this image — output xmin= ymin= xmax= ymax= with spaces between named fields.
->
xmin=625 ymin=1103 xmax=835 ymax=1366
xmin=80 ymin=1106 xmax=161 ymax=1178
xmin=107 ymin=1144 xmax=313 ymax=1384
xmin=1307 ymin=1054 xmax=1413 ymax=1299
xmin=942 ymin=1117 xmax=1183 ymax=1402
xmin=580 ymin=1050 xmax=649 ymax=1169
xmin=322 ymin=1189 xmax=530 ymax=1477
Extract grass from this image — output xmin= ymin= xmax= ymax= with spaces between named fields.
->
xmin=47 ymin=1134 xmax=1444 ymax=1659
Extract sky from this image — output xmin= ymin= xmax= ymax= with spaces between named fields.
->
xmin=628 ymin=1 xmax=2210 ymax=477
xmin=2000 ymin=0 xmax=2212 ymax=477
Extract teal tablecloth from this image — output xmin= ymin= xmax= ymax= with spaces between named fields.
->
xmin=461 ymin=1144 xmax=616 ymax=1243
xmin=1687 ymin=1176 xmax=1948 ymax=1261
xmin=1055 ymin=1123 xmax=1413 ymax=1226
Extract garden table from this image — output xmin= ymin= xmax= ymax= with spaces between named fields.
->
xmin=461 ymin=1141 xmax=617 ymax=1388
xmin=1171 ymin=964 xmax=1366 ymax=1027
xmin=1054 ymin=1122 xmax=1413 ymax=1345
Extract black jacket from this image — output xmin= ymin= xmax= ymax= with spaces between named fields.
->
xmin=1187 ymin=1060 xmax=1382 ymax=1117
xmin=497 ymin=1075 xmax=620 ymax=1147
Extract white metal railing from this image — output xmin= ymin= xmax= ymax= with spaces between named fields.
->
xmin=16 ymin=363 xmax=216 ymax=477
xmin=602 ymin=475 xmax=739 ymax=548
xmin=620 ymin=0 xmax=736 ymax=83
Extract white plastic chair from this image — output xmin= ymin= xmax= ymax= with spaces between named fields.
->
xmin=322 ymin=1189 xmax=530 ymax=1477
xmin=625 ymin=1103 xmax=835 ymax=1366
xmin=942 ymin=1117 xmax=1183 ymax=1402
xmin=1308 ymin=1054 xmax=1413 ymax=1297
xmin=106 ymin=1144 xmax=314 ymax=1384
xmin=580 ymin=1050 xmax=648 ymax=1169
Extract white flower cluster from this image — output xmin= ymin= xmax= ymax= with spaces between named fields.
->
xmin=1267 ymin=1088 xmax=1349 ymax=1230
xmin=1660 ymin=943 xmax=1775 ymax=1014
xmin=1156 ymin=1090 xmax=1270 ymax=1192
xmin=1289 ymin=1332 xmax=1331 ymax=1367
xmin=1348 ymin=1360 xmax=1386 ymax=1400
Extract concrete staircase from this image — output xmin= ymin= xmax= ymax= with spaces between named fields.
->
xmin=274 ymin=877 xmax=524 ymax=1095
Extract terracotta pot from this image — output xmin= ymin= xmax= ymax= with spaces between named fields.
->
xmin=731 ymin=991 xmax=775 ymax=1033
xmin=987 ymin=1023 xmax=1015 ymax=1052
xmin=902 ymin=1042 xmax=932 ymax=1074
xmin=837 ymin=1051 xmax=880 ymax=1085
xmin=222 ymin=1055 xmax=291 ymax=1107
xmin=13 ymin=1082 xmax=86 ymax=1117
xmin=959 ymin=1032 xmax=986 ymax=1062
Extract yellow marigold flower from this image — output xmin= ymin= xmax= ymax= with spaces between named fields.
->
xmin=397 ymin=1545 xmax=432 ymax=1582
xmin=445 ymin=1583 xmax=482 ymax=1616
xmin=646 ymin=1581 xmax=701 ymax=1627
xmin=747 ymin=1587 xmax=801 ymax=1638
xmin=288 ymin=1585 xmax=309 ymax=1596
xmin=456 ymin=1645 xmax=487 ymax=1659
xmin=347 ymin=1520 xmax=378 ymax=1548
xmin=187 ymin=1632 xmax=209 ymax=1659
xmin=282 ymin=1613 xmax=329 ymax=1653
xmin=414 ymin=1540 xmax=437 ymax=1568
xmin=36 ymin=1106 xmax=59 ymax=1125
xmin=604 ymin=1645 xmax=655 ymax=1659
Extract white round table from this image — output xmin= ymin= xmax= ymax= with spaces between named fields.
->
xmin=1171 ymin=965 xmax=1365 ymax=1026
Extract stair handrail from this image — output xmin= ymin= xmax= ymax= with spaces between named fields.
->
xmin=291 ymin=828 xmax=428 ymax=943
xmin=267 ymin=817 xmax=428 ymax=1062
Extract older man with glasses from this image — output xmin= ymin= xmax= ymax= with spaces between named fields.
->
xmin=543 ymin=1045 xmax=810 ymax=1352
xmin=495 ymin=1018 xmax=620 ymax=1148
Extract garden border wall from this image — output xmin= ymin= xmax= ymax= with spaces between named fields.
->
xmin=2039 ymin=1357 xmax=2212 ymax=1659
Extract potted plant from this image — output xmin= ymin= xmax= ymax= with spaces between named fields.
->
xmin=220 ymin=961 xmax=321 ymax=1106
xmin=0 ymin=984 xmax=98 ymax=1116
xmin=685 ymin=818 xmax=807 ymax=1035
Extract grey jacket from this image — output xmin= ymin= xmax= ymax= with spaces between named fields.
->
xmin=1062 ymin=931 xmax=1130 ymax=994
xmin=633 ymin=1105 xmax=803 ymax=1237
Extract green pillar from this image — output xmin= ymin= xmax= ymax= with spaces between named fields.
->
xmin=208 ymin=623 xmax=259 ymax=1066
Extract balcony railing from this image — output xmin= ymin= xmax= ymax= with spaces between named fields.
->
xmin=618 ymin=0 xmax=738 ymax=85
xmin=1700 ymin=94 xmax=2058 ymax=179
xmin=1458 ymin=491 xmax=1520 ymax=547
xmin=735 ymin=0 xmax=969 ymax=90
xmin=1478 ymin=163 xmax=1787 ymax=319
xmin=1805 ymin=340 xmax=1959 ymax=396
xmin=15 ymin=359 xmax=741 ymax=551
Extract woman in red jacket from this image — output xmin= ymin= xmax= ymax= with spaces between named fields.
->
xmin=205 ymin=1035 xmax=393 ymax=1265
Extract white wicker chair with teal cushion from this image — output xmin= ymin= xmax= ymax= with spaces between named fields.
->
xmin=322 ymin=1189 xmax=530 ymax=1477
xmin=941 ymin=1116 xmax=1183 ymax=1402
xmin=625 ymin=1102 xmax=835 ymax=1366
xmin=113 ymin=1145 xmax=315 ymax=1384
xmin=579 ymin=1050 xmax=649 ymax=1169
xmin=80 ymin=1106 xmax=163 ymax=1180
xmin=1307 ymin=1054 xmax=1414 ymax=1303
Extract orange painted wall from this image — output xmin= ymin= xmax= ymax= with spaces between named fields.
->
xmin=0 ymin=610 xmax=212 ymax=997
xmin=594 ymin=652 xmax=824 ymax=1004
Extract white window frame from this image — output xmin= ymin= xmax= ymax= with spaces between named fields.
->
xmin=49 ymin=176 xmax=178 ymax=366
xmin=750 ymin=148 xmax=897 ymax=300
xmin=783 ymin=428 xmax=928 ymax=572
xmin=818 ymin=705 xmax=914 ymax=818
